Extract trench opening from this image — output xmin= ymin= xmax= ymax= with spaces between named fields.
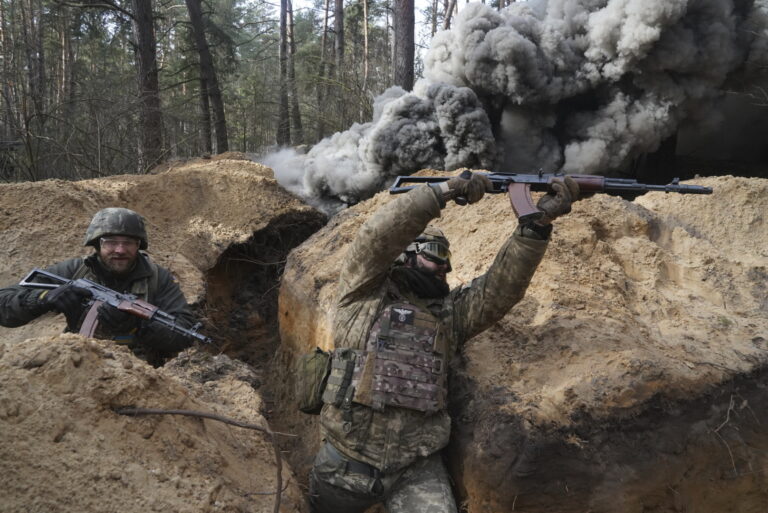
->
xmin=202 ymin=211 xmax=326 ymax=372
xmin=180 ymin=209 xmax=329 ymax=499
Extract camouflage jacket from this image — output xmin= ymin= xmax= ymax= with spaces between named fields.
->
xmin=0 ymin=253 xmax=196 ymax=363
xmin=320 ymin=184 xmax=549 ymax=473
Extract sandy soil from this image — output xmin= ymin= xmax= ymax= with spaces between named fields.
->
xmin=0 ymin=334 xmax=306 ymax=513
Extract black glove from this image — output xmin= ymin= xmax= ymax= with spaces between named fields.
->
xmin=97 ymin=303 xmax=138 ymax=333
xmin=536 ymin=176 xmax=580 ymax=224
xmin=43 ymin=283 xmax=92 ymax=321
xmin=444 ymin=170 xmax=493 ymax=205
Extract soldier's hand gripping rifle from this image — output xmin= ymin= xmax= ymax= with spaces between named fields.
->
xmin=390 ymin=171 xmax=713 ymax=222
xmin=19 ymin=268 xmax=212 ymax=344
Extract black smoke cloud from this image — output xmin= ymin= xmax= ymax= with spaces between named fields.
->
xmin=266 ymin=0 xmax=767 ymax=212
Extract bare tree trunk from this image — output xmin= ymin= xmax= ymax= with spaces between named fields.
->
xmin=334 ymin=0 xmax=344 ymax=72
xmin=386 ymin=0 xmax=392 ymax=84
xmin=334 ymin=0 xmax=345 ymax=127
xmin=57 ymin=8 xmax=69 ymax=106
xmin=287 ymin=0 xmax=303 ymax=145
xmin=393 ymin=0 xmax=414 ymax=91
xmin=130 ymin=0 xmax=163 ymax=171
xmin=19 ymin=0 xmax=44 ymax=127
xmin=430 ymin=0 xmax=438 ymax=36
xmin=276 ymin=0 xmax=291 ymax=145
xmin=184 ymin=0 xmax=228 ymax=153
xmin=316 ymin=0 xmax=331 ymax=141
xmin=362 ymin=0 xmax=369 ymax=106
xmin=443 ymin=0 xmax=456 ymax=30
xmin=199 ymin=76 xmax=212 ymax=154
xmin=0 ymin=0 xmax=13 ymax=141
xmin=33 ymin=0 xmax=44 ymax=112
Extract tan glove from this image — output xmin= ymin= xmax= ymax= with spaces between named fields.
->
xmin=444 ymin=171 xmax=493 ymax=204
xmin=536 ymin=176 xmax=579 ymax=224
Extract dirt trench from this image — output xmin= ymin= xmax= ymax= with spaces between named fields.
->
xmin=203 ymin=212 xmax=323 ymax=362
xmin=447 ymin=357 xmax=768 ymax=513
xmin=201 ymin=211 xmax=325 ymax=439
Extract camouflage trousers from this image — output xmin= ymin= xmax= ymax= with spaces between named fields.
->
xmin=308 ymin=441 xmax=458 ymax=513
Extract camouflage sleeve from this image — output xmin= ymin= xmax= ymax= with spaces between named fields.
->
xmin=451 ymin=231 xmax=548 ymax=344
xmin=135 ymin=266 xmax=197 ymax=355
xmin=337 ymin=184 xmax=443 ymax=306
xmin=0 ymin=258 xmax=84 ymax=328
xmin=0 ymin=284 xmax=45 ymax=327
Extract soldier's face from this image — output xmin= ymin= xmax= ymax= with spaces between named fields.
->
xmin=414 ymin=253 xmax=450 ymax=283
xmin=98 ymin=235 xmax=140 ymax=274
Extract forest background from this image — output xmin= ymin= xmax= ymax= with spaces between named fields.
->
xmin=0 ymin=0 xmax=479 ymax=181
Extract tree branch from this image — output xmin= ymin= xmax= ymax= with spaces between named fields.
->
xmin=52 ymin=0 xmax=135 ymax=19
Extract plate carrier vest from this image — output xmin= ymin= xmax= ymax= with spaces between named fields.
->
xmin=323 ymin=300 xmax=447 ymax=414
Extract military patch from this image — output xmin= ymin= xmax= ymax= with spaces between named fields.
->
xmin=391 ymin=307 xmax=414 ymax=324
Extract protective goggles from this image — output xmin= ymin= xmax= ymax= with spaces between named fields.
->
xmin=414 ymin=241 xmax=451 ymax=265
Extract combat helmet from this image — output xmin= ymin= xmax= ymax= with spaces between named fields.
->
xmin=400 ymin=225 xmax=451 ymax=266
xmin=84 ymin=207 xmax=148 ymax=250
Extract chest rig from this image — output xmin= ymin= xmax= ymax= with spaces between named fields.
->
xmin=349 ymin=297 xmax=447 ymax=414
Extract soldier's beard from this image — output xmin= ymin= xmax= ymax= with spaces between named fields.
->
xmin=99 ymin=254 xmax=137 ymax=275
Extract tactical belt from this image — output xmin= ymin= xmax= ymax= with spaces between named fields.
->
xmin=325 ymin=442 xmax=382 ymax=479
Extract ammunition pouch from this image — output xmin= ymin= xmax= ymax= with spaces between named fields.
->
xmin=322 ymin=348 xmax=358 ymax=408
xmin=295 ymin=347 xmax=332 ymax=414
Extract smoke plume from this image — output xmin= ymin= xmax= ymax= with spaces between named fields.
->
xmin=266 ymin=0 xmax=768 ymax=212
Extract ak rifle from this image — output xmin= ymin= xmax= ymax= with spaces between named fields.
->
xmin=20 ymin=268 xmax=212 ymax=344
xmin=390 ymin=171 xmax=713 ymax=222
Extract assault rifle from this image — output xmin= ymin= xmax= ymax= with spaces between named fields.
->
xmin=390 ymin=171 xmax=713 ymax=222
xmin=19 ymin=268 xmax=212 ymax=344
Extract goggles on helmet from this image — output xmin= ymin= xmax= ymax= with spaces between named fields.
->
xmin=415 ymin=240 xmax=451 ymax=265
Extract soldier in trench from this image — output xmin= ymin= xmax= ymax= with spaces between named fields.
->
xmin=0 ymin=207 xmax=197 ymax=366
xmin=309 ymin=172 xmax=579 ymax=512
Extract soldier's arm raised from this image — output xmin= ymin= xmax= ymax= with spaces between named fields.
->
xmin=451 ymin=227 xmax=549 ymax=344
xmin=337 ymin=185 xmax=442 ymax=306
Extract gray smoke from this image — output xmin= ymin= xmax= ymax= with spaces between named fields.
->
xmin=296 ymin=82 xmax=496 ymax=207
xmin=266 ymin=0 xmax=768 ymax=211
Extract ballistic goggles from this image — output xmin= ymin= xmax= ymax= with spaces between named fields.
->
xmin=414 ymin=240 xmax=451 ymax=265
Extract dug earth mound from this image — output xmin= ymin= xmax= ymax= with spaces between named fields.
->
xmin=0 ymin=158 xmax=325 ymax=513
xmin=277 ymin=173 xmax=768 ymax=512
xmin=0 ymin=335 xmax=305 ymax=513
